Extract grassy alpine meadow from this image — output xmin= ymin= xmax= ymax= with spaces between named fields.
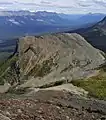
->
xmin=71 ymin=70 xmax=106 ymax=100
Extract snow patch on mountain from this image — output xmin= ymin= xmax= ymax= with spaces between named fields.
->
xmin=8 ymin=19 xmax=21 ymax=26
xmin=36 ymin=19 xmax=44 ymax=22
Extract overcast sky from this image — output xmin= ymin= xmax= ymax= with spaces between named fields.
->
xmin=0 ymin=0 xmax=106 ymax=14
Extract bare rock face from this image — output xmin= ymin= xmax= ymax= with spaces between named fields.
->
xmin=0 ymin=113 xmax=11 ymax=120
xmin=19 ymin=33 xmax=105 ymax=88
xmin=0 ymin=83 xmax=11 ymax=94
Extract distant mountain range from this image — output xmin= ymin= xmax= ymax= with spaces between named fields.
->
xmin=59 ymin=13 xmax=105 ymax=24
xmin=0 ymin=11 xmax=72 ymax=40
xmin=70 ymin=16 xmax=106 ymax=52
xmin=0 ymin=11 xmax=105 ymax=40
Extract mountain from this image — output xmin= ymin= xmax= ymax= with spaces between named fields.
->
xmin=0 ymin=33 xmax=105 ymax=88
xmin=77 ymin=13 xmax=105 ymax=24
xmin=0 ymin=10 xmax=34 ymax=16
xmin=59 ymin=13 xmax=105 ymax=24
xmin=59 ymin=13 xmax=83 ymax=20
xmin=70 ymin=16 xmax=106 ymax=52
xmin=0 ymin=11 xmax=73 ymax=40
xmin=0 ymin=11 xmax=105 ymax=40
xmin=59 ymin=13 xmax=106 ymax=29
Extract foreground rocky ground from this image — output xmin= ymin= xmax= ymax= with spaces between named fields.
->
xmin=0 ymin=90 xmax=106 ymax=120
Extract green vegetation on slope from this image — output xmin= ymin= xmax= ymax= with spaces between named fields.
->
xmin=0 ymin=55 xmax=18 ymax=85
xmin=72 ymin=72 xmax=106 ymax=100
xmin=0 ymin=52 xmax=12 ymax=61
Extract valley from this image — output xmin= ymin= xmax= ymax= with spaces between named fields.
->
xmin=0 ymin=39 xmax=17 ymax=62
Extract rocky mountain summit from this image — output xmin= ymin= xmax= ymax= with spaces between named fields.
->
xmin=0 ymin=33 xmax=105 ymax=89
xmin=18 ymin=33 xmax=105 ymax=88
xmin=0 ymin=33 xmax=106 ymax=120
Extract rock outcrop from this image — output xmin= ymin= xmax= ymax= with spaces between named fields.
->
xmin=0 ymin=33 xmax=105 ymax=90
xmin=19 ymin=33 xmax=105 ymax=88
xmin=0 ymin=113 xmax=11 ymax=120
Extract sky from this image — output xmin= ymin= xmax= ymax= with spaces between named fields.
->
xmin=0 ymin=0 xmax=106 ymax=14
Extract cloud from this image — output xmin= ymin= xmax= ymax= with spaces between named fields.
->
xmin=93 ymin=0 xmax=106 ymax=7
xmin=40 ymin=1 xmax=52 ymax=5
xmin=0 ymin=0 xmax=106 ymax=14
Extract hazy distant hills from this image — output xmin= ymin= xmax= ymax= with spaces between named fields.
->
xmin=59 ymin=13 xmax=105 ymax=24
xmin=70 ymin=16 xmax=106 ymax=52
